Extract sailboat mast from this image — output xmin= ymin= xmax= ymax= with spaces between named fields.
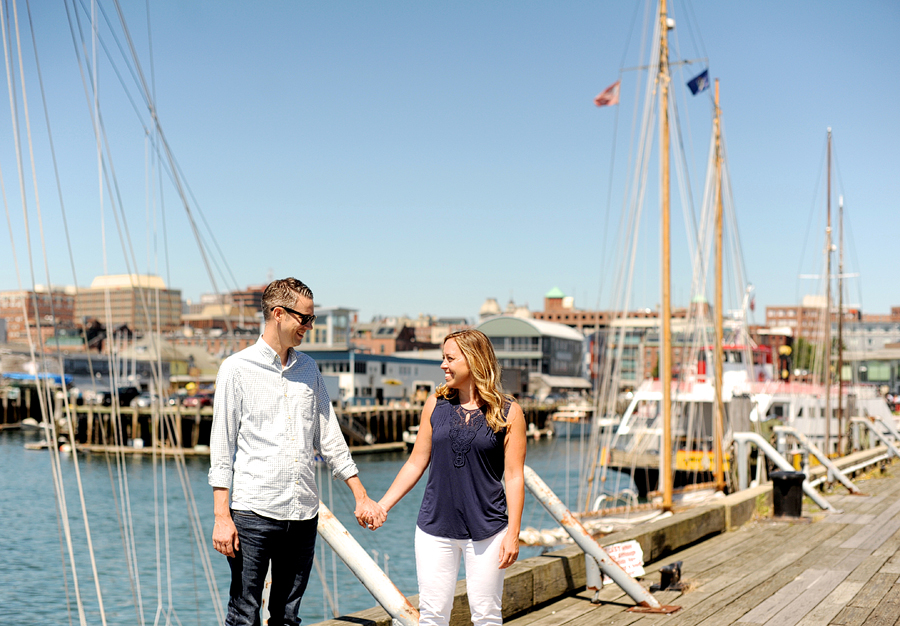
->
xmin=824 ymin=128 xmax=833 ymax=456
xmin=713 ymin=79 xmax=726 ymax=491
xmin=659 ymin=0 xmax=673 ymax=511
xmin=837 ymin=195 xmax=844 ymax=454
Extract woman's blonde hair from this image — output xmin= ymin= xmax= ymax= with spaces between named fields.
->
xmin=436 ymin=329 xmax=514 ymax=433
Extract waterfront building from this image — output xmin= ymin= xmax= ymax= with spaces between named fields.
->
xmin=76 ymin=275 xmax=181 ymax=332
xmin=352 ymin=314 xmax=469 ymax=355
xmin=476 ymin=315 xmax=590 ymax=397
xmin=842 ymin=345 xmax=900 ymax=394
xmin=0 ymin=286 xmax=76 ymax=344
xmin=840 ymin=317 xmax=900 ymax=352
xmin=765 ymin=295 xmax=860 ymax=345
xmin=532 ymin=287 xmax=676 ymax=334
xmin=298 ymin=306 xmax=355 ymax=350
xmin=302 ymin=349 xmax=444 ymax=405
xmin=181 ymin=303 xmax=260 ymax=333
xmin=229 ymin=284 xmax=267 ymax=312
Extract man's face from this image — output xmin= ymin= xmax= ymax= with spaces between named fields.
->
xmin=277 ymin=295 xmax=315 ymax=348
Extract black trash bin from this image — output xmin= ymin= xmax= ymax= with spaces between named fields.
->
xmin=770 ymin=470 xmax=805 ymax=518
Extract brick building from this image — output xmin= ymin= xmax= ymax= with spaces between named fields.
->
xmin=0 ymin=287 xmax=76 ymax=344
xmin=76 ymin=275 xmax=181 ymax=332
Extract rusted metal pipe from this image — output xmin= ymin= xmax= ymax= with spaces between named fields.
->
xmin=523 ymin=465 xmax=673 ymax=611
xmin=317 ymin=501 xmax=419 ymax=626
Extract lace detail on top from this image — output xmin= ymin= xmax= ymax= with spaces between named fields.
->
xmin=448 ymin=404 xmax=485 ymax=468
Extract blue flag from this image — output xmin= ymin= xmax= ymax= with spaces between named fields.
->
xmin=687 ymin=69 xmax=710 ymax=95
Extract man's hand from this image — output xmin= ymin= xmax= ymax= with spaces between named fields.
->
xmin=355 ymin=497 xmax=387 ymax=530
xmin=212 ymin=515 xmax=240 ymax=557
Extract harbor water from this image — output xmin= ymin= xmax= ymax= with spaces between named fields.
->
xmin=0 ymin=428 xmax=633 ymax=625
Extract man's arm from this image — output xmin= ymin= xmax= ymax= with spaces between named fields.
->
xmin=344 ymin=475 xmax=387 ymax=530
xmin=212 ymin=487 xmax=239 ymax=556
xmin=310 ymin=370 xmax=384 ymax=528
xmin=209 ymin=361 xmax=240 ymax=554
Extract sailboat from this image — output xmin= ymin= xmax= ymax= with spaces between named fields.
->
xmin=575 ymin=1 xmax=894 ymax=511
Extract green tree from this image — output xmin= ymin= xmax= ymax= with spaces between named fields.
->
xmin=793 ymin=337 xmax=819 ymax=376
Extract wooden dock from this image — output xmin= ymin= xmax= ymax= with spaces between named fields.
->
xmin=312 ymin=451 xmax=900 ymax=626
xmin=505 ymin=463 xmax=900 ymax=626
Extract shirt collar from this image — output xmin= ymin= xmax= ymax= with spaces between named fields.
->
xmin=255 ymin=336 xmax=297 ymax=369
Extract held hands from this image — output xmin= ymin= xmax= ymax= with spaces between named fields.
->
xmin=354 ymin=497 xmax=388 ymax=531
xmin=212 ymin=516 xmax=240 ymax=557
xmin=498 ymin=529 xmax=520 ymax=569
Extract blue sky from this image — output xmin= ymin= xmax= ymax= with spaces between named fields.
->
xmin=1 ymin=1 xmax=897 ymax=324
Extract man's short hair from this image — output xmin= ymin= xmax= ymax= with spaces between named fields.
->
xmin=261 ymin=278 xmax=313 ymax=321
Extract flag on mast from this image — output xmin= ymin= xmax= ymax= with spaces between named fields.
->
xmin=593 ymin=80 xmax=620 ymax=107
xmin=687 ymin=69 xmax=710 ymax=95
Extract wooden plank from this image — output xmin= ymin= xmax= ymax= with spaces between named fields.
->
xmin=864 ymin=582 xmax=900 ymax=626
xmin=505 ymin=595 xmax=586 ymax=626
xmin=812 ymin=548 xmax=870 ymax=574
xmin=521 ymin=598 xmax=604 ymax=626
xmin=844 ymin=571 xmax=897 ymax=609
xmin=654 ymin=553 xmax=809 ymax=626
xmin=506 ymin=468 xmax=900 ymax=626
xmin=822 ymin=513 xmax=869 ymax=525
xmin=828 ymin=605 xmax=872 ymax=625
xmin=651 ymin=523 xmax=837 ymax=626
xmin=793 ymin=580 xmax=864 ymax=626
xmin=756 ymin=569 xmax=848 ymax=626
xmin=841 ymin=500 xmax=900 ymax=551
xmin=846 ymin=552 xmax=893 ymax=583
xmin=736 ymin=569 xmax=844 ymax=624
xmin=871 ymin=525 xmax=900 ymax=558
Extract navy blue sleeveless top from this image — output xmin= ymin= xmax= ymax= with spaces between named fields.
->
xmin=417 ymin=397 xmax=508 ymax=540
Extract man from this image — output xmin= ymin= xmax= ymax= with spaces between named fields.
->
xmin=209 ymin=277 xmax=385 ymax=626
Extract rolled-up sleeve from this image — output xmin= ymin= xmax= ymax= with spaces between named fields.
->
xmin=313 ymin=372 xmax=358 ymax=481
xmin=208 ymin=361 xmax=241 ymax=489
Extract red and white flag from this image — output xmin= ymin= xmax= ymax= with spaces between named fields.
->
xmin=594 ymin=80 xmax=620 ymax=107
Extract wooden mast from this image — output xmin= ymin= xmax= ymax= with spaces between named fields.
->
xmin=713 ymin=79 xmax=726 ymax=491
xmin=837 ymin=195 xmax=844 ymax=454
xmin=659 ymin=0 xmax=673 ymax=511
xmin=824 ymin=128 xmax=833 ymax=456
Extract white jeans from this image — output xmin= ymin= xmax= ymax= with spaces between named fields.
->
xmin=415 ymin=526 xmax=507 ymax=626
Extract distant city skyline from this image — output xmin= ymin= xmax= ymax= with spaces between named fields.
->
xmin=1 ymin=2 xmax=896 ymax=324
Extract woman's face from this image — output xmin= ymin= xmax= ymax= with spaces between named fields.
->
xmin=441 ymin=338 xmax=471 ymax=389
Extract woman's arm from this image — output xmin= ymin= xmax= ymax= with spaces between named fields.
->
xmin=378 ymin=394 xmax=437 ymax=514
xmin=499 ymin=401 xmax=526 ymax=569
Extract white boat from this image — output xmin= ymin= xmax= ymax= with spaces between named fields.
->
xmin=401 ymin=424 xmax=419 ymax=451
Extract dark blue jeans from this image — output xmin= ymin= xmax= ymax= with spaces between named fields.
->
xmin=226 ymin=510 xmax=318 ymax=626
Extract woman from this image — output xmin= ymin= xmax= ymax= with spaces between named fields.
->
xmin=375 ymin=329 xmax=526 ymax=626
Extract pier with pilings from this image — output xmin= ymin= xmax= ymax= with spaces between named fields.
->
xmin=3 ymin=388 xmax=555 ymax=452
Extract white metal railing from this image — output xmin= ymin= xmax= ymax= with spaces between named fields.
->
xmin=732 ymin=432 xmax=837 ymax=512
xmin=523 ymin=465 xmax=679 ymax=613
xmin=850 ymin=417 xmax=900 ymax=459
xmin=316 ymin=501 xmax=419 ymax=626
xmin=773 ymin=426 xmax=860 ymax=494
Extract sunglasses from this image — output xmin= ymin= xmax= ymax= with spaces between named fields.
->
xmin=271 ymin=306 xmax=317 ymax=326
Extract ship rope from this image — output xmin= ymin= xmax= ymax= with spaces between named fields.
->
xmin=0 ymin=0 xmax=245 ymax=623
xmin=572 ymin=0 xmax=763 ymax=513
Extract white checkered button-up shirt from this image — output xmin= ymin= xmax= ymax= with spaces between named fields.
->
xmin=208 ymin=337 xmax=358 ymax=520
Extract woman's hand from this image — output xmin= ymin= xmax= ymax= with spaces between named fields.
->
xmin=498 ymin=529 xmax=520 ymax=569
